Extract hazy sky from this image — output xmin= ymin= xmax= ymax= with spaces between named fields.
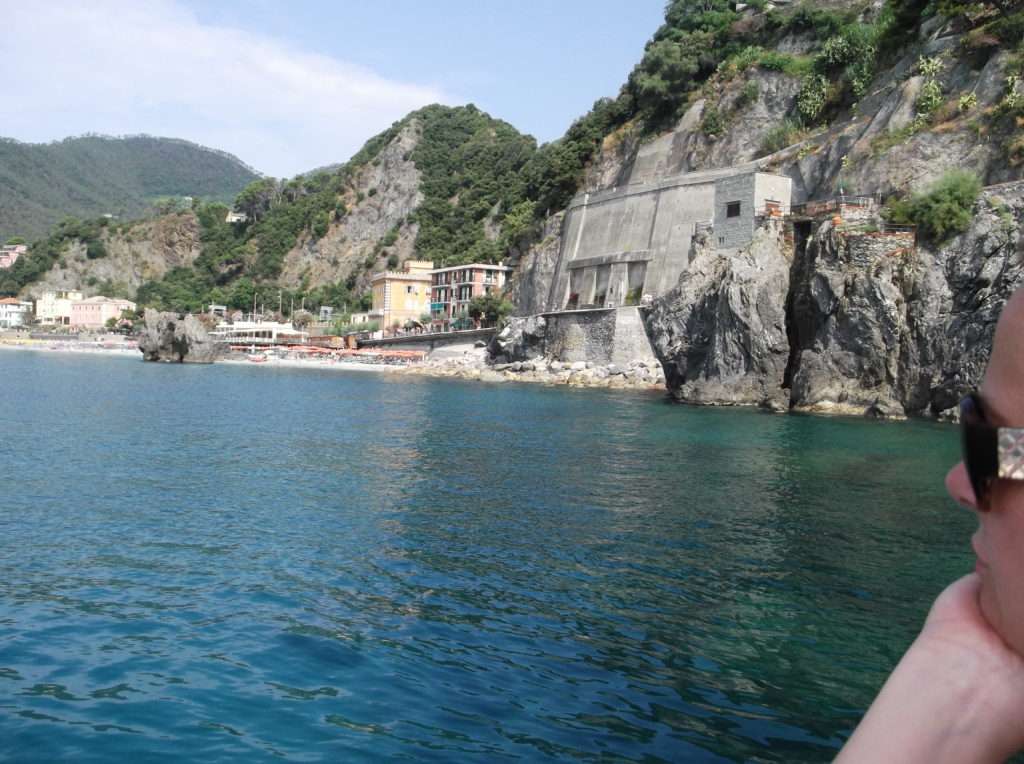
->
xmin=2 ymin=0 xmax=664 ymax=178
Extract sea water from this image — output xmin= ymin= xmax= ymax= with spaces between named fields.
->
xmin=0 ymin=351 xmax=970 ymax=762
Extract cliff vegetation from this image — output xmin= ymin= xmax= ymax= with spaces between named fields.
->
xmin=8 ymin=0 xmax=1024 ymax=348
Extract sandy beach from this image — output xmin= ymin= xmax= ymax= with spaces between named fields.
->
xmin=0 ymin=336 xmax=663 ymax=391
xmin=0 ymin=336 xmax=414 ymax=374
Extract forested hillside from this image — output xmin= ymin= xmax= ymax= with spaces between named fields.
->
xmin=105 ymin=105 xmax=539 ymax=313
xmin=6 ymin=0 xmax=1023 ymax=322
xmin=0 ymin=135 xmax=260 ymax=242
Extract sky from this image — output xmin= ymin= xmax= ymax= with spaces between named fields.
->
xmin=1 ymin=0 xmax=665 ymax=178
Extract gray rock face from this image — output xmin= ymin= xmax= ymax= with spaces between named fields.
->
xmin=23 ymin=213 xmax=202 ymax=301
xmin=278 ymin=121 xmax=423 ymax=292
xmin=489 ymin=315 xmax=547 ymax=362
xmin=788 ymin=185 xmax=1024 ymax=416
xmin=505 ymin=212 xmax=564 ymax=315
xmin=138 ymin=309 xmax=223 ymax=363
xmin=644 ymin=220 xmax=792 ymax=409
xmin=645 ymin=182 xmax=1024 ymax=417
xmin=786 ymin=221 xmax=917 ymax=415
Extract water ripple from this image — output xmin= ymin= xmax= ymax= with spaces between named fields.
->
xmin=0 ymin=353 xmax=969 ymax=761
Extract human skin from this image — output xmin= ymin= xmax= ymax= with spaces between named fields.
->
xmin=836 ymin=290 xmax=1024 ymax=763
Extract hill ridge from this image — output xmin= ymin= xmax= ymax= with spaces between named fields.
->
xmin=0 ymin=134 xmax=261 ymax=242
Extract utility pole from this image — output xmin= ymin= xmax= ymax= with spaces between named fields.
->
xmin=278 ymin=290 xmax=282 ymax=317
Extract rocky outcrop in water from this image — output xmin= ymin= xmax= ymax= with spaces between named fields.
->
xmin=645 ymin=220 xmax=792 ymax=411
xmin=788 ymin=183 xmax=1024 ymax=417
xmin=785 ymin=219 xmax=918 ymax=416
xmin=403 ymin=350 xmax=664 ymax=390
xmin=138 ymin=309 xmax=223 ymax=363
xmin=645 ymin=182 xmax=1024 ymax=417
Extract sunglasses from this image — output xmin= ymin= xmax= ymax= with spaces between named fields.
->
xmin=961 ymin=392 xmax=1024 ymax=509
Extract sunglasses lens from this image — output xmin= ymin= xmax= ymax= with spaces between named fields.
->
xmin=961 ymin=395 xmax=993 ymax=508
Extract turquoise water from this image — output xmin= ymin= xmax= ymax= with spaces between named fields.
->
xmin=0 ymin=351 xmax=971 ymax=762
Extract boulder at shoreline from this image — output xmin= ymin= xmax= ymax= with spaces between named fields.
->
xmin=138 ymin=309 xmax=222 ymax=363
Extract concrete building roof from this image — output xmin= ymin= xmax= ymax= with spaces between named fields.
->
xmin=428 ymin=263 xmax=512 ymax=275
xmin=370 ymin=270 xmax=432 ymax=283
xmin=79 ymin=296 xmax=136 ymax=305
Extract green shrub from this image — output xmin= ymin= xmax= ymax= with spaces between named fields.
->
xmin=917 ymin=55 xmax=943 ymax=79
xmin=760 ymin=119 xmax=804 ymax=155
xmin=917 ymin=79 xmax=945 ymax=117
xmin=959 ymin=92 xmax=978 ymax=111
xmin=467 ymin=293 xmax=513 ymax=325
xmin=728 ymin=46 xmax=763 ymax=73
xmin=757 ymin=51 xmax=815 ymax=77
xmin=333 ymin=319 xmax=379 ymax=335
xmin=86 ymin=239 xmax=108 ymax=259
xmin=311 ymin=212 xmax=329 ymax=240
xmin=815 ymin=24 xmax=877 ymax=100
xmin=773 ymin=5 xmax=852 ymax=39
xmin=737 ymin=81 xmax=760 ymax=109
xmin=701 ymin=106 xmax=725 ymax=136
xmin=885 ymin=170 xmax=982 ymax=242
xmin=1001 ymin=74 xmax=1024 ymax=113
xmin=875 ymin=0 xmax=932 ymax=59
xmin=798 ymin=74 xmax=829 ymax=124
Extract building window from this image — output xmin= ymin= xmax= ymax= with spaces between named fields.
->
xmin=406 ymin=285 xmax=414 ymax=294
xmin=726 ymin=201 xmax=741 ymax=218
xmin=718 ymin=236 xmax=725 ymax=246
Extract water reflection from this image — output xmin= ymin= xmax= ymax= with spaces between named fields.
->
xmin=0 ymin=354 xmax=970 ymax=762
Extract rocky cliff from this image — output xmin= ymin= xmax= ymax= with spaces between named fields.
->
xmin=23 ymin=213 xmax=201 ymax=300
xmin=504 ymin=1 xmax=1024 ymax=416
xmin=646 ymin=181 xmax=1024 ymax=417
xmin=277 ymin=122 xmax=423 ymax=292
xmin=508 ymin=3 xmax=1023 ymax=313
xmin=644 ymin=220 xmax=793 ymax=411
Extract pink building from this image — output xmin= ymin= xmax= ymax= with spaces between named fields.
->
xmin=70 ymin=296 xmax=137 ymax=329
xmin=429 ymin=264 xmax=512 ymax=325
xmin=0 ymin=244 xmax=27 ymax=269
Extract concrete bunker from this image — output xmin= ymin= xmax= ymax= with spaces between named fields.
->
xmin=546 ymin=167 xmax=792 ymax=313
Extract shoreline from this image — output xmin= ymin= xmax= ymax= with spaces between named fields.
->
xmin=0 ymin=338 xmax=666 ymax=393
xmin=0 ymin=339 xmax=937 ymax=416
xmin=394 ymin=356 xmax=667 ymax=392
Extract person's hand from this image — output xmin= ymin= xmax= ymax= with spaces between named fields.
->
xmin=837 ymin=574 xmax=1024 ymax=763
xmin=912 ymin=573 xmax=1024 ymax=760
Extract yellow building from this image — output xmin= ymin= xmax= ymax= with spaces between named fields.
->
xmin=369 ymin=260 xmax=433 ymax=332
